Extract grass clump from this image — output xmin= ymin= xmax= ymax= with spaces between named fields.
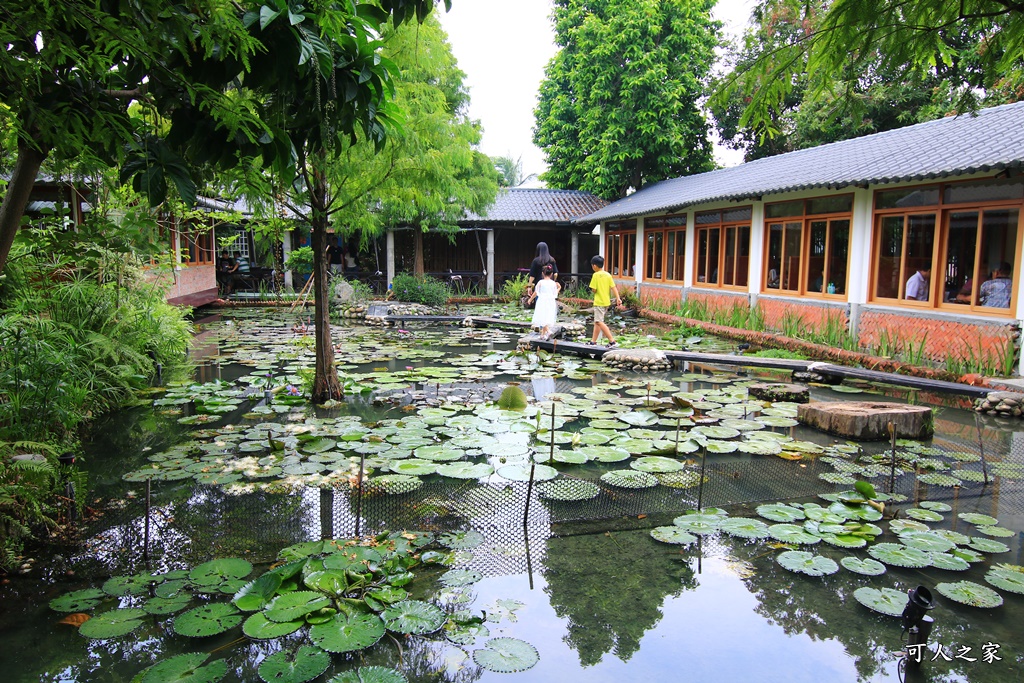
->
xmin=391 ymin=272 xmax=451 ymax=307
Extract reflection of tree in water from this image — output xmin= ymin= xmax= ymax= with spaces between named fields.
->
xmin=737 ymin=542 xmax=1021 ymax=683
xmin=543 ymin=529 xmax=697 ymax=666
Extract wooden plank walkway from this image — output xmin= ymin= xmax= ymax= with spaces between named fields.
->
xmin=521 ymin=338 xmax=995 ymax=398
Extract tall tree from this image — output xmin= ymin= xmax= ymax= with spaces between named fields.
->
xmin=714 ymin=0 xmax=1024 ymax=141
xmin=493 ymin=154 xmax=525 ymax=187
xmin=533 ymin=0 xmax=719 ymax=200
xmin=0 ymin=0 xmax=442 ymax=276
xmin=711 ymin=0 xmax=945 ymax=161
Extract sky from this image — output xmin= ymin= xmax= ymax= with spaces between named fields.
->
xmin=437 ymin=0 xmax=758 ymax=186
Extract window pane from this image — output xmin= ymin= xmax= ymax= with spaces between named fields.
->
xmin=806 ymin=221 xmax=827 ymax=292
xmin=766 ymin=201 xmax=803 ymax=219
xmin=782 ymin=221 xmax=801 ymax=291
xmin=807 ymin=195 xmax=853 ymax=215
xmin=697 ymin=230 xmax=708 ymax=282
xmin=904 ymin=215 xmax=936 ymax=301
xmin=696 ymin=210 xmax=720 ymax=225
xmin=875 ymin=215 xmax=904 ymax=299
xmin=766 ymin=223 xmax=782 ymax=289
xmin=608 ymin=234 xmax=620 ymax=275
xmin=708 ymin=228 xmax=720 ymax=284
xmin=876 ymin=186 xmax=940 ymax=209
xmin=623 ymin=235 xmax=634 ymax=277
xmin=736 ymin=226 xmax=750 ymax=287
xmin=647 ymin=218 xmax=665 ymax=229
xmin=645 ymin=231 xmax=663 ymax=279
xmin=666 ymin=231 xmax=676 ymax=280
xmin=673 ymin=231 xmax=686 ymax=280
xmin=944 ymin=212 xmax=978 ymax=304
xmin=723 ymin=226 xmax=736 ymax=285
xmin=977 ymin=209 xmax=1018 ymax=308
xmin=723 ymin=207 xmax=753 ymax=223
xmin=945 ymin=179 xmax=1024 ymax=205
xmin=826 ymin=219 xmax=849 ymax=295
xmin=666 ymin=215 xmax=687 ymax=227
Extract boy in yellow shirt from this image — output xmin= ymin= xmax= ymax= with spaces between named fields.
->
xmin=589 ymin=255 xmax=621 ymax=347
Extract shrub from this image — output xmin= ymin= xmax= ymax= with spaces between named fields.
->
xmin=285 ymin=246 xmax=314 ymax=277
xmin=391 ymin=272 xmax=450 ymax=307
xmin=500 ymin=274 xmax=530 ymax=302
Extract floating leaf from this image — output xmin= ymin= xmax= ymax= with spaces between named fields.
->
xmin=57 ymin=613 xmax=91 ymax=627
xmin=138 ymin=652 xmax=227 ymax=683
xmin=49 ymin=588 xmax=107 ymax=613
xmin=853 ymin=587 xmax=906 ymax=616
xmin=929 ymin=553 xmax=971 ymax=572
xmin=819 ymin=533 xmax=867 ymax=548
xmin=243 ymin=612 xmax=305 ymax=639
xmin=537 ymin=479 xmax=600 ymax=501
xmin=776 ymin=550 xmax=838 ymax=576
xmin=631 ymin=456 xmax=684 ymax=473
xmin=328 ymin=666 xmax=407 ymax=683
xmin=905 ymin=508 xmax=944 ymax=522
xmin=600 ymin=469 xmax=658 ymax=489
xmin=382 ymin=600 xmax=445 ymax=635
xmin=868 ymin=543 xmax=932 ymax=568
xmin=444 ymin=621 xmax=489 ymax=646
xmin=719 ymin=517 xmax=770 ymax=540
xmin=438 ymin=530 xmax=485 ymax=550
xmin=650 ymin=526 xmax=698 ymax=545
xmin=310 ymin=612 xmax=385 ymax=653
xmin=617 ymin=410 xmax=660 ymax=427
xmin=898 ymin=532 xmax=955 ymax=554
xmin=143 ymin=594 xmax=192 ymax=616
xmin=935 ymin=581 xmax=1003 ymax=608
xmin=233 ymin=573 xmax=284 ymax=612
xmin=968 ymin=537 xmax=1009 ymax=554
xmin=975 ymin=525 xmax=1015 ymax=538
xmin=497 ymin=464 xmax=557 ymax=482
xmin=102 ymin=573 xmax=154 ymax=597
xmin=917 ymin=472 xmax=961 ymax=487
xmin=189 ymin=558 xmax=253 ymax=587
xmin=958 ymin=513 xmax=998 ymax=526
xmin=365 ymin=475 xmax=423 ymax=495
xmin=435 ymin=462 xmax=494 ymax=479
xmin=840 ymin=557 xmax=886 ymax=576
xmin=919 ymin=501 xmax=952 ymax=512
xmin=173 ymin=603 xmax=243 ymax=637
xmin=889 ymin=519 xmax=929 ymax=534
xmin=257 ymin=645 xmax=330 ymax=683
xmin=985 ymin=566 xmax=1024 ymax=594
xmin=265 ymin=592 xmax=332 ymax=623
xmin=472 ymin=637 xmax=539 ymax=673
xmin=78 ymin=608 xmax=147 ymax=639
xmin=768 ymin=524 xmax=820 ymax=545
xmin=440 ymin=570 xmax=483 ymax=587
xmin=497 ymin=386 xmax=528 ymax=410
xmin=756 ymin=504 xmax=805 ymax=523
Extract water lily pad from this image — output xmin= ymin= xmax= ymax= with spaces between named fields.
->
xmin=853 ymin=587 xmax=907 ymax=616
xmin=497 ymin=464 xmax=557 ymax=482
xmin=984 ymin=566 xmax=1024 ymax=594
xmin=440 ymin=569 xmax=483 ymax=587
xmin=840 ymin=557 xmax=887 ymax=576
xmin=309 ymin=612 xmax=386 ymax=653
xmin=138 ymin=652 xmax=227 ymax=683
xmin=898 ymin=531 xmax=955 ymax=554
xmin=951 ymin=548 xmax=986 ymax=563
xmin=889 ymin=519 xmax=930 ymax=534
xmin=472 ymin=637 xmax=539 ymax=673
xmin=929 ymin=553 xmax=971 ymax=572
xmin=958 ymin=512 xmax=998 ymax=526
xmin=258 ymin=646 xmax=330 ymax=683
xmin=704 ymin=440 xmax=739 ymax=454
xmin=600 ymin=469 xmax=659 ymax=489
xmin=382 ymin=600 xmax=445 ymax=635
xmin=264 ymin=592 xmax=332 ymax=623
xmin=242 ymin=612 xmax=305 ymax=639
xmin=719 ymin=517 xmax=770 ymax=540
xmin=579 ymin=446 xmax=631 ymax=462
xmin=919 ymin=501 xmax=952 ymax=512
xmin=50 ymin=588 xmax=107 ymax=613
xmin=868 ymin=543 xmax=932 ymax=568
xmin=327 ymin=666 xmax=407 ymax=683
xmin=388 ymin=460 xmax=436 ymax=476
xmin=144 ymin=594 xmax=193 ymax=616
xmin=968 ymin=537 xmax=1009 ymax=553
xmin=768 ymin=524 xmax=820 ymax=545
xmin=444 ymin=621 xmax=489 ymax=646
xmin=102 ymin=573 xmax=155 ymax=597
xmin=189 ymin=558 xmax=253 ymax=587
xmin=78 ymin=608 xmax=147 ymax=639
xmin=435 ymin=462 xmax=494 ymax=479
xmin=917 ymin=472 xmax=961 ymax=487
xmin=438 ymin=530 xmax=485 ymax=550
xmin=776 ymin=550 xmax=838 ymax=576
xmin=233 ymin=573 xmax=284 ymax=612
xmin=756 ymin=503 xmax=805 ymax=523
xmin=537 ymin=479 xmax=600 ymax=501
xmin=617 ymin=410 xmax=660 ymax=427
xmin=173 ymin=603 xmax=243 ymax=637
xmin=905 ymin=508 xmax=944 ymax=522
xmin=631 ymin=456 xmax=684 ymax=473
xmin=935 ymin=581 xmax=1003 ymax=608
xmin=975 ymin=525 xmax=1015 ymax=538
xmin=650 ymin=526 xmax=698 ymax=545
xmin=819 ymin=533 xmax=867 ymax=548
xmin=365 ymin=475 xmax=423 ymax=495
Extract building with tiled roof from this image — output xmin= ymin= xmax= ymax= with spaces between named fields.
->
xmin=579 ymin=101 xmax=1024 ymax=367
xmin=387 ymin=188 xmax=608 ymax=294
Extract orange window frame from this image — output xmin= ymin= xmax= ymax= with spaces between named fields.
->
xmin=644 ymin=215 xmax=687 ymax=282
xmin=762 ymin=195 xmax=853 ymax=299
xmin=694 ymin=208 xmax=751 ymax=290
xmin=605 ymin=220 xmax=637 ymax=278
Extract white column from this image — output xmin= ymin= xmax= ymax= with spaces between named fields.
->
xmin=570 ymin=230 xmax=579 ymax=275
xmin=684 ymin=213 xmax=696 ymax=288
xmin=282 ymin=230 xmax=293 ymax=290
xmin=635 ymin=218 xmax=645 ymax=285
xmin=386 ymin=228 xmax=396 ymax=290
xmin=847 ymin=187 xmax=873 ymax=305
xmin=486 ymin=229 xmax=495 ymax=295
xmin=748 ymin=202 xmax=765 ymax=294
xmin=598 ymin=223 xmax=605 ymax=257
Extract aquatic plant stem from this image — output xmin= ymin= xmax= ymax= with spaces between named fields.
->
xmin=888 ymin=422 xmax=897 ymax=494
xmin=973 ymin=413 xmax=989 ymax=486
xmin=548 ymin=402 xmax=555 ymax=465
xmin=697 ymin=445 xmax=708 ymax=511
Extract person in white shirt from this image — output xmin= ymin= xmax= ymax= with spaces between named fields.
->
xmin=905 ymin=267 xmax=930 ymax=301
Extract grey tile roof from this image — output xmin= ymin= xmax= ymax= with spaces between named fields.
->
xmin=463 ymin=188 xmax=608 ymax=224
xmin=578 ymin=100 xmax=1024 ymax=223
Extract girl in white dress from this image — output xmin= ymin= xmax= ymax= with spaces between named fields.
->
xmin=529 ymin=265 xmax=560 ymax=337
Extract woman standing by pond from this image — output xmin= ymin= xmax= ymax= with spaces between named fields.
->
xmin=526 ymin=242 xmax=558 ymax=303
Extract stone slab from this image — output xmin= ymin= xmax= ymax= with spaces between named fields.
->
xmin=748 ymin=382 xmax=810 ymax=404
xmin=797 ymin=401 xmax=933 ymax=441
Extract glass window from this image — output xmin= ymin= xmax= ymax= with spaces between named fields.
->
xmin=904 ymin=215 xmax=936 ymax=301
xmin=646 ymin=231 xmax=663 ymax=279
xmin=977 ymin=209 xmax=1018 ymax=308
xmin=807 ymin=195 xmax=854 ymax=215
xmin=766 ymin=201 xmax=803 ymax=219
xmin=642 ymin=215 xmax=686 ymax=282
xmin=762 ymin=196 xmax=852 ymax=297
xmin=876 ymin=186 xmax=940 ymax=210
xmin=695 ymin=209 xmax=749 ymax=289
xmin=605 ymin=221 xmax=636 ymax=278
xmin=945 ymin=179 xmax=1024 ymax=205
xmin=696 ymin=210 xmax=720 ymax=225
xmin=874 ymin=215 xmax=905 ymax=300
xmin=826 ymin=220 xmax=849 ymax=295
xmin=723 ymin=207 xmax=753 ymax=222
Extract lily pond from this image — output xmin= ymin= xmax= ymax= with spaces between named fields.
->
xmin=3 ymin=305 xmax=1023 ymax=683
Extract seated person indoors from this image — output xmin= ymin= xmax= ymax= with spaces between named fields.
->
xmin=217 ymin=250 xmax=238 ymax=295
xmin=980 ymin=262 xmax=1013 ymax=308
xmin=954 ymin=276 xmax=974 ymax=303
xmin=905 ymin=266 xmax=930 ymax=301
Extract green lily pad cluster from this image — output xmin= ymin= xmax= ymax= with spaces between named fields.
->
xmin=49 ymin=530 xmax=539 ymax=681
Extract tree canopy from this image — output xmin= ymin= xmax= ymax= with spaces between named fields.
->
xmin=533 ymin=0 xmax=719 ymax=200
xmin=714 ymin=0 xmax=1024 ymax=147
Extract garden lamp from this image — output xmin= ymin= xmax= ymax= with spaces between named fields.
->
xmin=901 ymin=586 xmax=935 ymax=632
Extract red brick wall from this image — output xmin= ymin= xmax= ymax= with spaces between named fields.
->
xmin=757 ymin=298 xmax=847 ymax=332
xmin=639 ymin=284 xmax=682 ymax=307
xmin=148 ymin=264 xmax=218 ymax=307
xmin=857 ymin=309 xmax=1019 ymax=361
xmin=686 ymin=290 xmax=748 ymax=312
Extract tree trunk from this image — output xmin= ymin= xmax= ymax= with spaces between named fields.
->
xmin=413 ymin=228 xmax=424 ymax=276
xmin=309 ymin=164 xmax=343 ymax=403
xmin=0 ymin=142 xmax=49 ymax=273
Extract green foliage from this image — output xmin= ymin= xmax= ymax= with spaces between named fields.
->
xmin=534 ymin=0 xmax=719 ymax=199
xmin=945 ymin=335 xmax=1019 ymax=378
xmin=713 ymin=0 xmax=1024 ymax=148
xmin=748 ymin=348 xmax=808 ymax=360
xmin=390 ymin=273 xmax=450 ymax=307
xmin=286 ymin=247 xmax=315 ymax=277
xmin=493 ymin=154 xmax=526 ymax=188
xmin=0 ymin=441 xmax=58 ymax=570
xmin=500 ymin=274 xmax=530 ymax=302
xmin=496 ymin=386 xmax=529 ymax=411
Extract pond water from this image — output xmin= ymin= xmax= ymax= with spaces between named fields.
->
xmin=1 ymin=306 xmax=1021 ymax=683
